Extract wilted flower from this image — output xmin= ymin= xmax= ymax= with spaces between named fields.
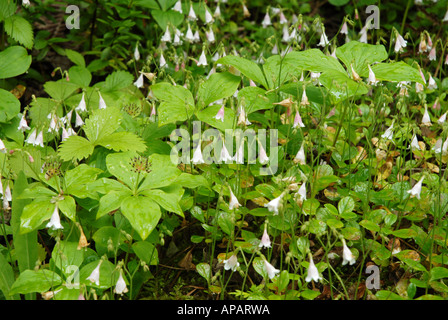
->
xmin=87 ymin=260 xmax=103 ymax=286
xmin=341 ymin=239 xmax=356 ymax=266
xmin=305 ymin=254 xmax=322 ymax=282
xmin=263 ymin=259 xmax=280 ymax=279
xmin=223 ymin=254 xmax=239 ymax=272
xmin=264 ymin=192 xmax=285 ymax=215
xmin=407 ymin=176 xmax=424 ymax=199
xmin=351 ymin=64 xmax=361 ymax=81
xmin=46 ymin=204 xmax=63 ymax=230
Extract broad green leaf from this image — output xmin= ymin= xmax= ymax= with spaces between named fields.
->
xmin=0 ymin=88 xmax=20 ymax=123
xmin=0 ymin=0 xmax=15 ymax=21
xmin=196 ymin=72 xmax=241 ymax=108
xmin=238 ymin=86 xmax=276 ymax=114
xmin=151 ymin=82 xmax=195 ymax=126
xmin=96 ymin=190 xmax=132 ymax=219
xmin=319 ymin=69 xmax=369 ymax=102
xmin=10 ymin=171 xmax=38 ymax=297
xmin=80 ymin=259 xmax=116 ymax=289
xmin=196 ymin=104 xmax=236 ymax=131
xmin=284 ymin=49 xmax=347 ymax=74
xmin=391 ymin=228 xmax=417 ymax=239
xmin=338 ymin=196 xmax=355 ymax=215
xmin=0 ymin=46 xmax=32 ymax=79
xmin=121 ymin=195 xmax=162 ymax=240
xmin=65 ymin=49 xmax=85 ymax=67
xmin=359 ymin=219 xmax=380 ymax=232
xmin=0 ymin=251 xmax=18 ymax=299
xmin=68 ymin=66 xmax=91 ymax=87
xmin=262 ymin=54 xmax=301 ymax=89
xmin=92 ymin=226 xmax=123 ymax=256
xmin=9 ymin=269 xmax=62 ymax=295
xmin=336 ymin=41 xmax=388 ymax=76
xmin=43 ymin=80 xmax=80 ymax=101
xmin=50 ymin=241 xmax=86 ymax=273
xmin=106 ymin=152 xmax=143 ymax=190
xmin=58 ymin=195 xmax=76 ymax=221
xmin=4 ymin=15 xmax=34 ymax=49
xmin=103 ymin=70 xmax=134 ymax=91
xmin=20 ymin=199 xmax=55 ymax=234
xmin=430 ymin=267 xmax=448 ymax=281
xmin=217 ymin=55 xmax=269 ymax=89
xmin=174 ymin=173 xmax=210 ymax=189
xmin=375 ymin=290 xmax=405 ymax=300
xmin=150 ymin=9 xmax=184 ymax=31
xmin=96 ymin=131 xmax=147 ymax=153
xmin=141 ymin=187 xmax=184 ymax=217
xmin=134 ymin=0 xmax=160 ymax=9
xmin=132 ymin=241 xmax=159 ymax=265
xmin=138 ymin=153 xmax=181 ymax=190
xmin=58 ymin=136 xmax=95 ymax=162
xmin=196 ymin=263 xmax=211 ymax=283
xmin=371 ymin=61 xmax=424 ymax=84
xmin=64 ymin=164 xmax=103 ymax=198
xmin=84 ymin=107 xmax=122 ymax=144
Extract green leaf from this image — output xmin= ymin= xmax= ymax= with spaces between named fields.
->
xmin=97 ymin=190 xmax=131 ymax=219
xmin=336 ymin=41 xmax=388 ymax=76
xmin=0 ymin=46 xmax=32 ymax=79
xmin=151 ymin=82 xmax=195 ymax=126
xmin=174 ymin=173 xmax=210 ymax=189
xmin=196 ymin=104 xmax=236 ymax=131
xmin=4 ymin=15 xmax=34 ymax=49
xmin=50 ymin=241 xmax=86 ymax=273
xmin=196 ymin=72 xmax=241 ymax=108
xmin=68 ymin=66 xmax=91 ymax=87
xmin=103 ymin=70 xmax=134 ymax=91
xmin=58 ymin=195 xmax=76 ymax=221
xmin=132 ymin=241 xmax=159 ymax=265
xmin=9 ymin=269 xmax=62 ymax=295
xmin=0 ymin=0 xmax=15 ymax=21
xmin=80 ymin=259 xmax=116 ymax=289
xmin=10 ymin=171 xmax=38 ymax=297
xmin=284 ymin=49 xmax=347 ymax=74
xmin=43 ymin=80 xmax=80 ymax=101
xmin=430 ymin=267 xmax=448 ymax=281
xmin=150 ymin=9 xmax=184 ymax=31
xmin=217 ymin=55 xmax=269 ymax=89
xmin=121 ymin=195 xmax=162 ymax=240
xmin=0 ymin=251 xmax=18 ymax=299
xmin=138 ymin=153 xmax=181 ymax=190
xmin=106 ymin=152 xmax=142 ymax=190
xmin=20 ymin=199 xmax=55 ymax=234
xmin=371 ymin=61 xmax=424 ymax=84
xmin=338 ymin=196 xmax=355 ymax=215
xmin=65 ymin=49 xmax=85 ymax=67
xmin=375 ymin=290 xmax=405 ymax=300
xmin=319 ymin=69 xmax=369 ymax=102
xmin=96 ymin=131 xmax=147 ymax=153
xmin=359 ymin=219 xmax=380 ymax=232
xmin=391 ymin=228 xmax=417 ymax=239
xmin=0 ymin=88 xmax=20 ymax=123
xmin=262 ymin=55 xmax=301 ymax=89
xmin=196 ymin=263 xmax=211 ymax=284
xmin=238 ymin=86 xmax=276 ymax=114
xmin=84 ymin=107 xmax=122 ymax=144
xmin=141 ymin=187 xmax=184 ymax=217
xmin=58 ymin=136 xmax=95 ymax=162
xmin=64 ymin=164 xmax=103 ymax=198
